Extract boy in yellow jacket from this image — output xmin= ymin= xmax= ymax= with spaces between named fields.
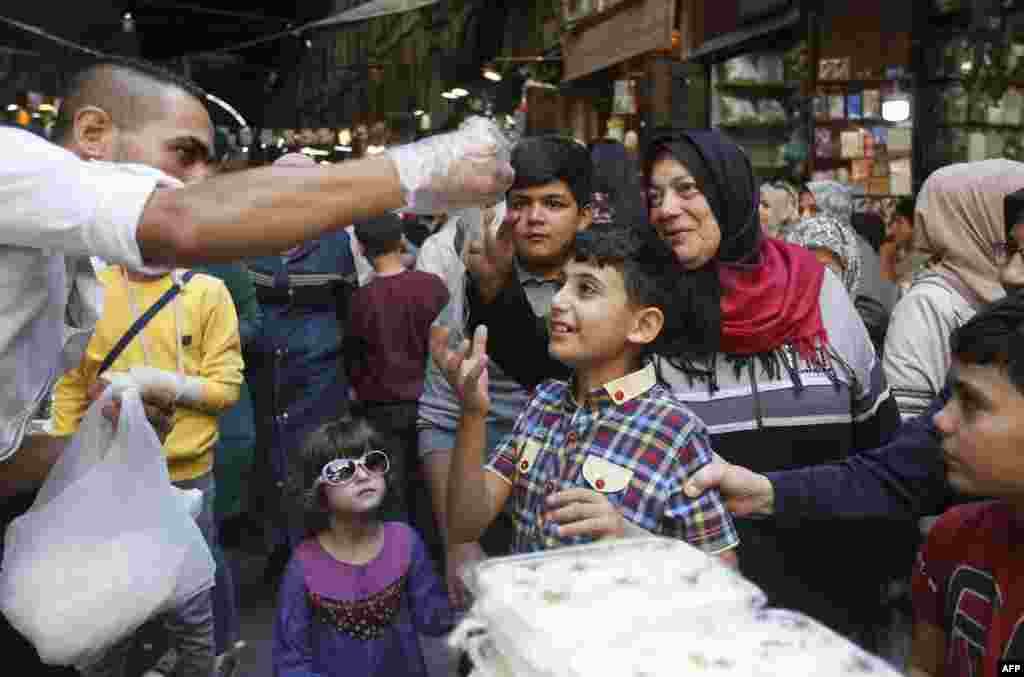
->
xmin=52 ymin=263 xmax=242 ymax=677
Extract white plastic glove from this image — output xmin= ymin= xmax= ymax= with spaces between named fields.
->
xmin=386 ymin=116 xmax=514 ymax=214
xmin=106 ymin=367 xmax=204 ymax=407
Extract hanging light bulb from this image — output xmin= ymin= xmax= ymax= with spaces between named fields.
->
xmin=483 ymin=65 xmax=502 ymax=82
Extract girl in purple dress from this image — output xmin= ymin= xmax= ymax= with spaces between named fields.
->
xmin=273 ymin=417 xmax=454 ymax=677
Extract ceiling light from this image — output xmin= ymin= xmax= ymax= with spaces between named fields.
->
xmin=413 ymin=109 xmax=424 ymax=117
xmin=335 ymin=145 xmax=352 ymax=152
xmin=6 ymin=104 xmax=18 ymax=111
xmin=882 ymin=83 xmax=911 ymax=123
xmin=881 ymin=99 xmax=911 ymax=123
xmin=300 ymin=147 xmax=329 ymax=157
xmin=483 ymin=67 xmax=502 ymax=82
xmin=37 ymin=103 xmax=56 ymax=112
xmin=442 ymin=91 xmax=458 ymax=100
xmin=338 ymin=129 xmax=352 ymax=145
xmin=451 ymin=88 xmax=469 ymax=98
xmin=305 ymin=39 xmax=313 ymax=49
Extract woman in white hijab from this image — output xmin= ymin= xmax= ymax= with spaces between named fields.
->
xmin=883 ymin=159 xmax=1024 ymax=420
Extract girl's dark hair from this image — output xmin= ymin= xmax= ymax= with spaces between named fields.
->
xmin=287 ymin=416 xmax=393 ymax=535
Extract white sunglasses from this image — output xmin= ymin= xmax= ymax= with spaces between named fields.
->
xmin=316 ymin=451 xmax=390 ymax=487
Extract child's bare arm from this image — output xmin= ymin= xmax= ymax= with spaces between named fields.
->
xmin=447 ymin=411 xmax=510 ymax=544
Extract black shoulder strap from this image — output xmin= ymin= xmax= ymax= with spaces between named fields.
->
xmin=97 ymin=271 xmax=195 ymax=376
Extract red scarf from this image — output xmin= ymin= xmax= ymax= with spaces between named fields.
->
xmin=717 ymin=238 xmax=828 ymax=361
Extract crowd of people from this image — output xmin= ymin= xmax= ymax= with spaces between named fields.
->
xmin=1 ymin=53 xmax=1023 ymax=677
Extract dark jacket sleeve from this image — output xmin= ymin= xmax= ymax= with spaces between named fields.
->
xmin=770 ymin=388 xmax=954 ymax=525
xmin=465 ymin=274 xmax=570 ymax=389
xmin=853 ymin=390 xmax=902 ymax=451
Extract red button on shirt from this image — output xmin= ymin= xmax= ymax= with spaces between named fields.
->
xmin=595 ymin=478 xmax=606 ymax=490
xmin=614 ymin=390 xmax=625 ymax=401
xmin=520 ymin=460 xmax=529 ymax=471
xmin=566 ymin=431 xmax=577 ymax=445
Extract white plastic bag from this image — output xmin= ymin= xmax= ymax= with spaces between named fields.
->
xmin=0 ymin=388 xmax=215 ymax=668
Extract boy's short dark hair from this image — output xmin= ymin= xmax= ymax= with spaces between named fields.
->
xmin=354 ymin=213 xmax=405 ymax=259
xmin=289 ymin=416 xmax=394 ymax=535
xmin=572 ymin=224 xmax=711 ymax=356
xmin=511 ymin=136 xmax=594 ymax=208
xmin=950 ymin=293 xmax=1024 ymax=394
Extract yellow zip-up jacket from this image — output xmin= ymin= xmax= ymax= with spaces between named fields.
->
xmin=52 ymin=267 xmax=243 ymax=482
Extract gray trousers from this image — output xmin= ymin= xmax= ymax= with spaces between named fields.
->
xmin=80 ymin=589 xmax=214 ymax=677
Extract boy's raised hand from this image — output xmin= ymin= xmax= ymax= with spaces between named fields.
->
xmin=429 ymin=324 xmax=490 ymax=415
xmin=545 ymin=488 xmax=628 ymax=540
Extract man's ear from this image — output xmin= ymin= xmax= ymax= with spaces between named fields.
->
xmin=627 ymin=306 xmax=664 ymax=347
xmin=72 ymin=106 xmax=117 ymax=161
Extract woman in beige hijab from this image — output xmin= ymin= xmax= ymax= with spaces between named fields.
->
xmin=883 ymin=159 xmax=1024 ymax=420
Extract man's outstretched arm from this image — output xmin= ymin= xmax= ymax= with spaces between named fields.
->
xmin=684 ymin=389 xmax=954 ymax=524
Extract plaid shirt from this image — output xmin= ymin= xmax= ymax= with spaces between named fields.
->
xmin=486 ymin=362 xmax=739 ymax=554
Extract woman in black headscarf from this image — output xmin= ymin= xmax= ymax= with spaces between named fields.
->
xmin=641 ymin=132 xmax=911 ymax=650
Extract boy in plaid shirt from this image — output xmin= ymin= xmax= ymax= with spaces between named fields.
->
xmin=433 ymin=225 xmax=738 ymax=563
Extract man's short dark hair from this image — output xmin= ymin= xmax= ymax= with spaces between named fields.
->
xmin=950 ymin=293 xmax=1024 ymax=395
xmin=511 ymin=135 xmax=593 ymax=208
xmin=354 ymin=213 xmax=405 ymax=259
xmin=52 ymin=56 xmax=207 ymax=143
xmin=572 ymin=224 xmax=713 ymax=357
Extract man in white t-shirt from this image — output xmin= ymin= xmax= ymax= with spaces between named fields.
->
xmin=0 ymin=56 xmax=513 ymax=500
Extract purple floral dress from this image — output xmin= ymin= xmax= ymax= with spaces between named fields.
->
xmin=273 ymin=523 xmax=454 ymax=677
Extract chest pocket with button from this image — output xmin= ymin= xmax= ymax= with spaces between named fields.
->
xmin=581 ymin=455 xmax=633 ymax=494
xmin=515 ymin=439 xmax=542 ymax=477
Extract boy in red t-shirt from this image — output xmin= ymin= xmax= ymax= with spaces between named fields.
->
xmin=910 ymin=291 xmax=1024 ymax=677
xmin=344 ymin=213 xmax=449 ymax=523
